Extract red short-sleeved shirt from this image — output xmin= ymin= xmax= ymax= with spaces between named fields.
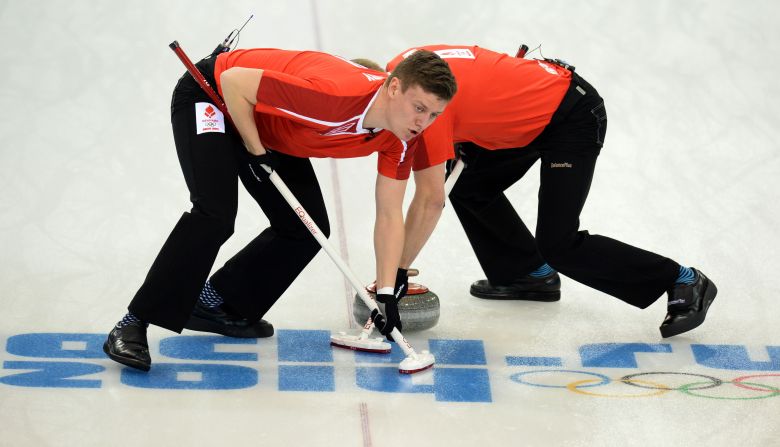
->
xmin=386 ymin=45 xmax=572 ymax=170
xmin=214 ymin=49 xmax=416 ymax=180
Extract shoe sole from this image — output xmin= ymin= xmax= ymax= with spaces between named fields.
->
xmin=660 ymin=279 xmax=718 ymax=338
xmin=470 ymin=289 xmax=561 ymax=302
xmin=102 ymin=341 xmax=151 ymax=372
xmin=185 ymin=316 xmax=274 ymax=339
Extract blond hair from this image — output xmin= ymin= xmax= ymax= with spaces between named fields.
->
xmin=351 ymin=58 xmax=385 ymax=72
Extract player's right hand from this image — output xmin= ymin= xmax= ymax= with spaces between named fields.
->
xmin=247 ymin=151 xmax=279 ymax=182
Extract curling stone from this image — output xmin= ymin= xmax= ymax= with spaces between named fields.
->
xmin=353 ymin=281 xmax=440 ymax=332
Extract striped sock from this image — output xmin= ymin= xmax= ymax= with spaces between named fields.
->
xmin=675 ymin=266 xmax=696 ymax=285
xmin=199 ymin=280 xmax=224 ymax=308
xmin=116 ymin=312 xmax=148 ymax=328
xmin=529 ymin=263 xmax=555 ymax=278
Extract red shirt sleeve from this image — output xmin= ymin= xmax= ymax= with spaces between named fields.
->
xmin=377 ymin=138 xmax=415 ymax=180
xmin=413 ymin=112 xmax=455 ymax=171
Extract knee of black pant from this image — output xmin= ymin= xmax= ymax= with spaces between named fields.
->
xmin=189 ymin=208 xmax=235 ymax=244
xmin=449 ymin=184 xmax=491 ymax=215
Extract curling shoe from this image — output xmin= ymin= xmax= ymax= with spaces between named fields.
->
xmin=470 ymin=272 xmax=561 ymax=301
xmin=660 ymin=268 xmax=717 ymax=338
xmin=184 ymin=302 xmax=274 ymax=338
xmin=103 ymin=322 xmax=151 ymax=372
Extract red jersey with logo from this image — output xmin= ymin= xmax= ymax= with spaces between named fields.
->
xmin=214 ymin=49 xmax=416 ymax=180
xmin=386 ymin=45 xmax=572 ymax=170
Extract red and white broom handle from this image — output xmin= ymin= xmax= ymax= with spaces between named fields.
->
xmin=168 ymin=41 xmax=235 ymax=129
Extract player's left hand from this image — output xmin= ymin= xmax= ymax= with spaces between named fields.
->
xmin=394 ymin=268 xmax=409 ymax=301
xmin=374 ymin=292 xmax=402 ymax=341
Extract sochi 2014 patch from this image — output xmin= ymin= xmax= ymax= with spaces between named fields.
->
xmin=195 ymin=102 xmax=225 ymax=135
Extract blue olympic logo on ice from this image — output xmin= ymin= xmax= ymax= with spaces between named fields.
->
xmin=509 ymin=370 xmax=780 ymax=400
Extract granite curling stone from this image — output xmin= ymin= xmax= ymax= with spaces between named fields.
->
xmin=353 ymin=282 xmax=440 ymax=332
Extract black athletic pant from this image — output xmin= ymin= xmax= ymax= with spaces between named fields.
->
xmin=449 ymin=72 xmax=679 ymax=309
xmin=128 ymin=57 xmax=329 ymax=332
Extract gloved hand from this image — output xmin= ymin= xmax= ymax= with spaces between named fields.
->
xmin=394 ymin=267 xmax=409 ymax=301
xmin=247 ymin=150 xmax=279 ymax=182
xmin=372 ymin=291 xmax=402 ymax=342
xmin=369 ymin=268 xmax=409 ymax=341
xmin=446 ymin=143 xmax=477 ymax=178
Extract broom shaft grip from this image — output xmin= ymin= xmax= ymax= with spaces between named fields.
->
xmin=169 ymin=41 xmax=235 ymax=129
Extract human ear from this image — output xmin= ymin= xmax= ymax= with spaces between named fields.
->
xmin=388 ymin=77 xmax=401 ymax=96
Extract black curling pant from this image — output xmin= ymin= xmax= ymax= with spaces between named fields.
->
xmin=128 ymin=57 xmax=329 ymax=332
xmin=449 ymin=73 xmax=679 ymax=309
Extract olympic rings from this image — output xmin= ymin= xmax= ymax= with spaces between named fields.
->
xmin=510 ymin=369 xmax=609 ymax=389
xmin=733 ymin=373 xmax=780 ymax=392
xmin=679 ymin=381 xmax=780 ymax=400
xmin=509 ymin=369 xmax=780 ymax=400
xmin=567 ymin=378 xmax=670 ymax=398
xmin=621 ymin=372 xmax=722 ymax=391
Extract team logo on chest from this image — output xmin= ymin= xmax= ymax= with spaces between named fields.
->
xmin=321 ymin=118 xmax=360 ymax=137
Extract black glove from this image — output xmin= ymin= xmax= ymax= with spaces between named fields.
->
xmin=394 ymin=268 xmax=409 ymax=301
xmin=370 ymin=308 xmax=388 ymax=337
xmin=446 ymin=143 xmax=478 ymax=178
xmin=247 ymin=151 xmax=279 ymax=182
xmin=368 ymin=268 xmax=408 ymax=342
xmin=373 ymin=291 xmax=402 ymax=342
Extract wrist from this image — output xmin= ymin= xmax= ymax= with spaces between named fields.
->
xmin=376 ymin=287 xmax=394 ymax=295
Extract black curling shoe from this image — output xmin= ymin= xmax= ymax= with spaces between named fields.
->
xmin=469 ymin=272 xmax=561 ymax=301
xmin=103 ymin=323 xmax=151 ymax=371
xmin=660 ymin=268 xmax=717 ymax=338
xmin=184 ymin=302 xmax=274 ymax=338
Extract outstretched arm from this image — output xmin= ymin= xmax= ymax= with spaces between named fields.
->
xmin=374 ymin=173 xmax=408 ymax=290
xmin=400 ymin=162 xmax=446 ymax=268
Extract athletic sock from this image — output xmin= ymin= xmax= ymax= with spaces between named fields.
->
xmin=675 ymin=266 xmax=696 ymax=285
xmin=116 ymin=312 xmax=148 ymax=328
xmin=529 ymin=263 xmax=554 ymax=278
xmin=199 ymin=280 xmax=224 ymax=308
